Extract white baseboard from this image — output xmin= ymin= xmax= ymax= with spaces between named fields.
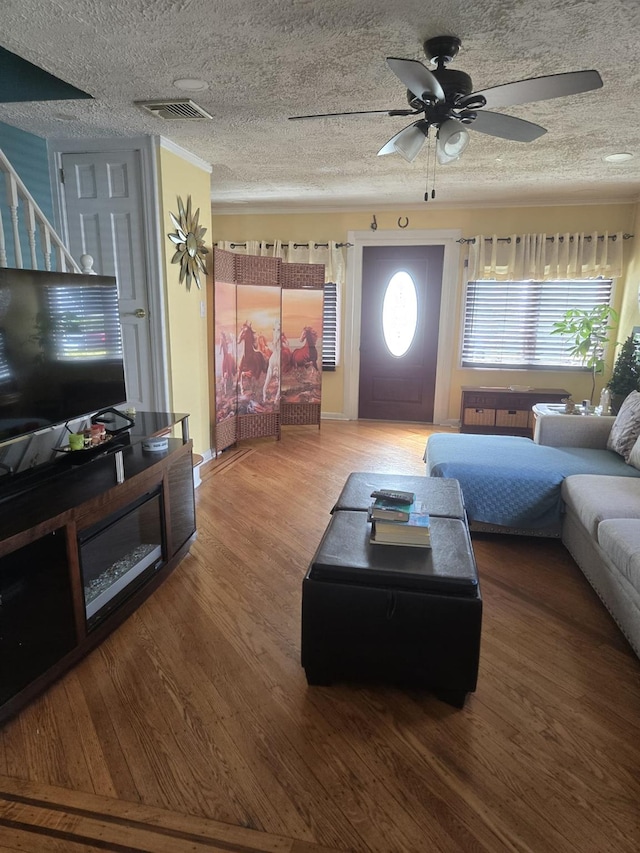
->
xmin=192 ymin=447 xmax=213 ymax=489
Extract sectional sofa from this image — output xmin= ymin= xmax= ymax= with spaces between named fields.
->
xmin=426 ymin=403 xmax=640 ymax=658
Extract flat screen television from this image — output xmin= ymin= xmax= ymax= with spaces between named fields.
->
xmin=0 ymin=267 xmax=127 ymax=446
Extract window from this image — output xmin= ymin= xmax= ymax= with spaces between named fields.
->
xmin=461 ymin=278 xmax=613 ymax=369
xmin=322 ymin=281 xmax=339 ymax=370
xmin=382 ymin=271 xmax=418 ymax=357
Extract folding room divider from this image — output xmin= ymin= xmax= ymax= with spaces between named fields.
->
xmin=213 ymin=248 xmax=324 ymax=453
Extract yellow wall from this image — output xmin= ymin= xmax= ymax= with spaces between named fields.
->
xmin=212 ymin=202 xmax=638 ymax=419
xmin=158 ymin=147 xmax=212 ymax=454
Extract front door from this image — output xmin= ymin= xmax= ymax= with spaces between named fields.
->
xmin=358 ymin=245 xmax=444 ymax=421
xmin=61 ymin=150 xmax=155 ymax=411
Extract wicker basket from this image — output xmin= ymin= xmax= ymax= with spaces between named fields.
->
xmin=463 ymin=407 xmax=496 ymax=426
xmin=495 ymin=409 xmax=529 ymax=428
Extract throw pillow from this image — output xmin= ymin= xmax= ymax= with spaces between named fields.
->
xmin=607 ymin=390 xmax=640 ymax=461
xmin=627 ymin=435 xmax=640 ymax=470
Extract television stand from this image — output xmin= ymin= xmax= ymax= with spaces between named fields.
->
xmin=0 ymin=411 xmax=196 ymax=723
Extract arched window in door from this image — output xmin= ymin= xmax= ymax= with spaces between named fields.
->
xmin=382 ymin=270 xmax=418 ymax=357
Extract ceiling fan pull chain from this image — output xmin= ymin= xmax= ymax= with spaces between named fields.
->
xmin=431 ymin=136 xmax=437 ymax=199
xmin=424 ymin=131 xmax=431 ymax=201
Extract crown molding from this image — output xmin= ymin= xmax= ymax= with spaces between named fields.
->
xmin=160 ymin=137 xmax=212 ymax=173
xmin=210 ymin=196 xmax=639 ymax=216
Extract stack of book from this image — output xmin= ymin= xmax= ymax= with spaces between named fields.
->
xmin=368 ymin=489 xmax=431 ymax=548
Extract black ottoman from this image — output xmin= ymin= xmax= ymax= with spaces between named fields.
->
xmin=301 ymin=509 xmax=482 ymax=707
xmin=331 ymin=472 xmax=466 ymax=519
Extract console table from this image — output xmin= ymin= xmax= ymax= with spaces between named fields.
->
xmin=0 ymin=411 xmax=196 ymax=724
xmin=460 ymin=386 xmax=570 ymax=437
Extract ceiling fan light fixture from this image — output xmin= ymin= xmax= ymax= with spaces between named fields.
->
xmin=436 ymin=119 xmax=470 ymax=164
xmin=393 ymin=123 xmax=429 ymax=162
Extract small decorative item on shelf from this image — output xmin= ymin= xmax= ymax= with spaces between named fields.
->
xmin=90 ymin=424 xmax=104 ymax=445
xmin=562 ymin=396 xmax=576 ymax=414
xmin=598 ymin=387 xmax=611 ymax=415
xmin=68 ymin=433 xmax=84 ymax=451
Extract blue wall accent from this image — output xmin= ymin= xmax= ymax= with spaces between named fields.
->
xmin=0 ymin=121 xmax=55 ymax=268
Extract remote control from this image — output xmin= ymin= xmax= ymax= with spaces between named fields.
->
xmin=370 ymin=489 xmax=415 ymax=505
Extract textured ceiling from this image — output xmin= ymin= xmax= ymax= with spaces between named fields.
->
xmin=0 ymin=0 xmax=639 ymax=212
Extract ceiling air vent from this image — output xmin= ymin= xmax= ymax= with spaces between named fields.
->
xmin=135 ymin=99 xmax=213 ymax=120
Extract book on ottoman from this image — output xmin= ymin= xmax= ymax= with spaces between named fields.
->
xmin=371 ymin=502 xmax=431 ymax=547
xmin=369 ymin=496 xmax=414 ymax=522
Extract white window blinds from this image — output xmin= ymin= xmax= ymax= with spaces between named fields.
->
xmin=322 ymin=281 xmax=338 ymax=370
xmin=462 ymin=278 xmax=613 ymax=369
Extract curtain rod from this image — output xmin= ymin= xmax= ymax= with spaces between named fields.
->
xmin=214 ymin=241 xmax=352 ymax=249
xmin=457 ymin=233 xmax=633 ymax=245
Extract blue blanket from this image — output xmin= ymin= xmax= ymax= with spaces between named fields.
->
xmin=426 ymin=434 xmax=640 ymax=529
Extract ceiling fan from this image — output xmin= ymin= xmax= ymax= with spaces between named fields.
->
xmin=289 ymin=35 xmax=603 ymax=166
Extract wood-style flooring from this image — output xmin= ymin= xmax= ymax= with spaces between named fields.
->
xmin=1 ymin=420 xmax=639 ymax=852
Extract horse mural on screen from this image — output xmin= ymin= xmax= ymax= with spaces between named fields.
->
xmin=237 ymin=320 xmax=269 ymax=396
xmin=213 ymin=278 xmax=239 ymax=424
xmin=281 ymin=323 xmax=321 ymax=405
xmin=262 ymin=319 xmax=282 ymax=402
xmin=219 ymin=330 xmax=236 ymax=396
xmin=280 ymin=331 xmax=293 ymax=374
xmin=291 ymin=326 xmax=319 ymax=372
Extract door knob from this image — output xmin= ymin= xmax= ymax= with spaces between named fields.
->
xmin=134 ymin=308 xmax=147 ymax=319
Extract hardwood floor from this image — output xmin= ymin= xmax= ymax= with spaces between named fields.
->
xmin=1 ymin=420 xmax=639 ymax=852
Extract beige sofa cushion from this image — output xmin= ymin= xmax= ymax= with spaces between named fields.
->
xmin=597 ymin=519 xmax=640 ymax=595
xmin=561 ymin=474 xmax=640 ymax=538
xmin=534 ymin=414 xmax=613 ymax=448
xmin=627 ymin=434 xmax=640 ymax=470
xmin=607 ymin=391 xmax=640 ymax=461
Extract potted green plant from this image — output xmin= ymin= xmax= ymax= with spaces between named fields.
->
xmin=606 ymin=332 xmax=640 ymax=413
xmin=551 ymin=304 xmax=618 ymax=404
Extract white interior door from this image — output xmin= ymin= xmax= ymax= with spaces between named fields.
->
xmin=61 ymin=149 xmax=156 ymax=411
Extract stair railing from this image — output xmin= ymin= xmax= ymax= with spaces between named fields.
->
xmin=0 ymin=147 xmax=93 ymax=274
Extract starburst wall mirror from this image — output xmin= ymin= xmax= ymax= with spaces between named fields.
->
xmin=167 ymin=195 xmax=209 ymax=290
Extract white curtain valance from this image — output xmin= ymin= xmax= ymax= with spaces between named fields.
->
xmin=217 ymin=240 xmax=346 ymax=287
xmin=467 ymin=232 xmax=624 ymax=281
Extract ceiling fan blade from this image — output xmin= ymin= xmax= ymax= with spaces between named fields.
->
xmin=288 ymin=108 xmax=415 ymax=120
xmin=469 ymin=110 xmax=547 ymax=142
xmin=474 ymin=69 xmax=603 ymax=110
xmin=386 ymin=57 xmax=445 ymax=103
xmin=377 ymin=121 xmax=428 ymax=162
